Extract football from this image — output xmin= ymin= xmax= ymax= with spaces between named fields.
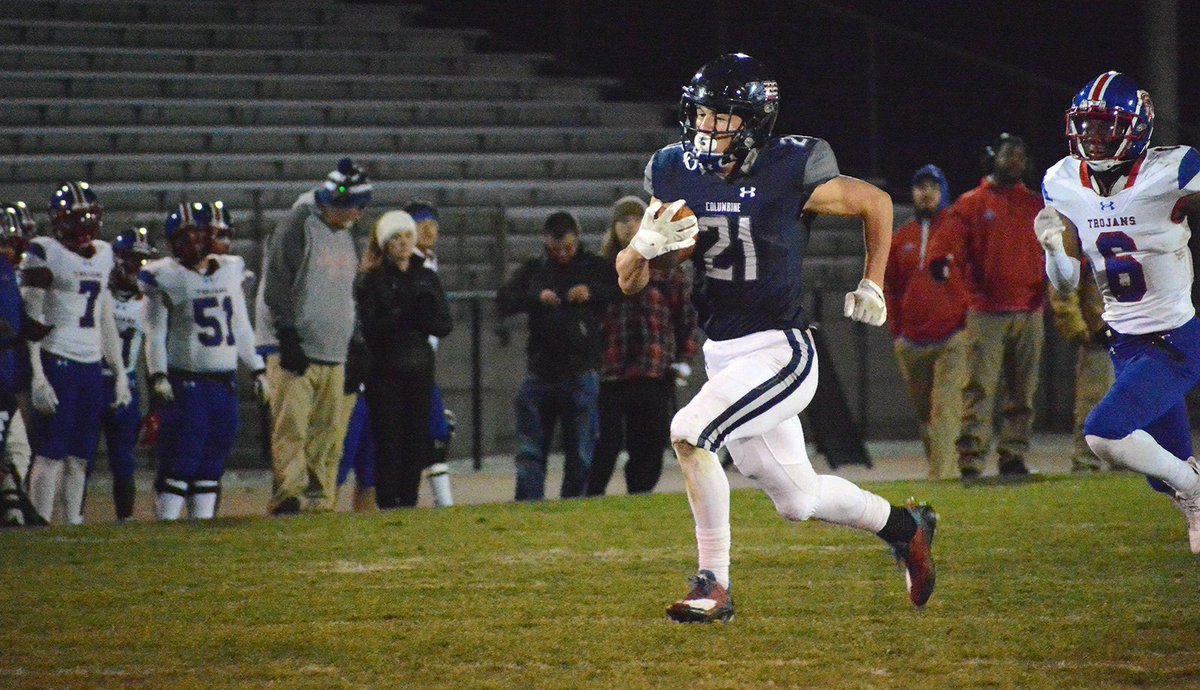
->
xmin=648 ymin=203 xmax=697 ymax=271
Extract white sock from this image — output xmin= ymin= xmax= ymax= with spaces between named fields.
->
xmin=428 ymin=463 xmax=454 ymax=507
xmin=187 ymin=480 xmax=220 ymax=519
xmin=61 ymin=456 xmax=88 ymax=526
xmin=811 ymin=474 xmax=893 ymax=533
xmin=156 ymin=478 xmax=188 ymax=520
xmin=1088 ymin=431 xmax=1200 ymax=494
xmin=680 ymin=445 xmax=731 ymax=588
xmin=28 ymin=455 xmax=63 ymax=524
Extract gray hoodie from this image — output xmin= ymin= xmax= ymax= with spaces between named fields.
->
xmin=261 ymin=203 xmax=358 ymax=364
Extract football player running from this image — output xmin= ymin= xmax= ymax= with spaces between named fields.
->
xmin=23 ymin=182 xmax=131 ymax=525
xmin=1039 ymin=71 xmax=1200 ymax=553
xmin=96 ymin=226 xmax=156 ymax=521
xmin=617 ymin=54 xmax=937 ymax=622
xmin=140 ymin=203 xmax=267 ymax=520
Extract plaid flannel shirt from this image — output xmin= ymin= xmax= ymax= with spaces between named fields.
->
xmin=600 ymin=266 xmax=699 ymax=381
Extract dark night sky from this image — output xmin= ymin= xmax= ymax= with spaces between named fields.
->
xmin=423 ymin=0 xmax=1198 ymax=200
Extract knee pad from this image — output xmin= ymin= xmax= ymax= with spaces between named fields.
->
xmin=669 ymin=408 xmax=707 ymax=449
xmin=772 ymin=492 xmax=818 ymax=523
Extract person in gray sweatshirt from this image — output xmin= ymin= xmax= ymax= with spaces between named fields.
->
xmin=261 ymin=158 xmax=371 ymax=515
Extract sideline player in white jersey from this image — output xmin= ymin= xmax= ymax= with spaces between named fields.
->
xmin=617 ymin=54 xmax=936 ymax=622
xmin=95 ymin=226 xmax=156 ymax=521
xmin=22 ymin=182 xmax=131 ymax=525
xmin=1038 ymin=71 xmax=1200 ymax=553
xmin=139 ymin=202 xmax=267 ymax=520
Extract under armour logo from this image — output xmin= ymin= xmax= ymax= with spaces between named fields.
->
xmin=740 ymin=187 xmax=756 ymax=198
xmin=1100 ymin=201 xmax=1116 ymax=210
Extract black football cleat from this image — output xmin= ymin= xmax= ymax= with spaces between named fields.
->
xmin=666 ymin=570 xmax=734 ymax=623
xmin=890 ymin=498 xmax=938 ymax=609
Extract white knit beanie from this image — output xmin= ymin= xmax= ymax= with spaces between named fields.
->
xmin=375 ymin=210 xmax=417 ymax=247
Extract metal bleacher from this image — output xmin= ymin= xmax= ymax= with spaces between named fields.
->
xmin=0 ymin=0 xmax=875 ymax=461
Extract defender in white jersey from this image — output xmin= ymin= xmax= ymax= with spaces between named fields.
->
xmin=1038 ymin=71 xmax=1200 ymax=553
xmin=22 ymin=182 xmax=131 ymax=525
xmin=96 ymin=227 xmax=156 ymax=521
xmin=139 ymin=202 xmax=267 ymax=520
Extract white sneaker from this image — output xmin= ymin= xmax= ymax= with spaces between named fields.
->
xmin=1171 ymin=458 xmax=1200 ymax=555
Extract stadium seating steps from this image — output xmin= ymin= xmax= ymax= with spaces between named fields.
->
xmin=0 ymin=0 xmax=866 ymax=292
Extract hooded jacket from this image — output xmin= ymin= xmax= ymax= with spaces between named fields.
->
xmin=885 ymin=165 xmax=970 ymax=344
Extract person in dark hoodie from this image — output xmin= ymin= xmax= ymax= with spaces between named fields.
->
xmin=884 ymin=165 xmax=970 ymax=480
xmin=355 ymin=210 xmax=452 ymax=509
xmin=498 ymin=211 xmax=620 ymax=500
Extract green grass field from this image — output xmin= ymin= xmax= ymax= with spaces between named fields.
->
xmin=2 ymin=473 xmax=1199 ymax=689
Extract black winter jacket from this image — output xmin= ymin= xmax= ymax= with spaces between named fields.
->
xmin=355 ymin=261 xmax=453 ymax=374
xmin=497 ymin=248 xmax=619 ymax=379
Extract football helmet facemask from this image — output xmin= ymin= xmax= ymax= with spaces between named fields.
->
xmin=1066 ymin=71 xmax=1154 ymax=171
xmin=48 ymin=181 xmax=102 ymax=250
xmin=679 ymin=53 xmax=779 ymax=175
xmin=164 ymin=202 xmax=214 ymax=266
xmin=112 ymin=226 xmax=158 ymax=296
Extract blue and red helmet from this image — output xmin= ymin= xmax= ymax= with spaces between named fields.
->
xmin=679 ymin=53 xmax=780 ymax=175
xmin=1066 ymin=71 xmax=1154 ymax=171
xmin=1 ymin=201 xmax=37 ymax=258
xmin=164 ymin=202 xmax=214 ymax=264
xmin=112 ymin=226 xmax=158 ymax=295
xmin=48 ymin=181 xmax=102 ymax=249
xmin=113 ymin=225 xmax=157 ymax=260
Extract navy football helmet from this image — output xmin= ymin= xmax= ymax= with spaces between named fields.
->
xmin=164 ymin=202 xmax=214 ymax=265
xmin=1 ymin=201 xmax=38 ymax=261
xmin=210 ymin=200 xmax=233 ymax=254
xmin=112 ymin=226 xmax=158 ymax=297
xmin=48 ymin=181 xmax=102 ymax=250
xmin=679 ymin=53 xmax=779 ymax=174
xmin=1 ymin=201 xmax=37 ymax=238
xmin=1066 ymin=71 xmax=1154 ymax=171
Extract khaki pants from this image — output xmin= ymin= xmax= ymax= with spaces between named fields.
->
xmin=1072 ymin=344 xmax=1115 ymax=470
xmin=957 ymin=310 xmax=1044 ymax=472
xmin=267 ymin=355 xmax=354 ymax=512
xmin=894 ymin=331 xmax=969 ymax=480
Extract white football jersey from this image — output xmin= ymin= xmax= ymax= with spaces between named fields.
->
xmin=1042 ymin=146 xmax=1200 ymax=334
xmin=139 ymin=254 xmax=264 ymax=374
xmin=105 ymin=294 xmax=147 ymax=377
xmin=20 ymin=237 xmax=114 ymax=363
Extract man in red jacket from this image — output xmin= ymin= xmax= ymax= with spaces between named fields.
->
xmin=885 ymin=165 xmax=970 ymax=479
xmin=943 ymin=133 xmax=1045 ymax=479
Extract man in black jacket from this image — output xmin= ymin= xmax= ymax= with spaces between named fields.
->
xmin=499 ymin=211 xmax=619 ymax=500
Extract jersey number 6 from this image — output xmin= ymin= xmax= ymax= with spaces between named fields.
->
xmin=699 ymin=216 xmax=758 ymax=281
xmin=1096 ymin=231 xmax=1147 ymax=303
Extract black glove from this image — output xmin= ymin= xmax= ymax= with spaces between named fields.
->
xmin=276 ymin=327 xmax=309 ymax=376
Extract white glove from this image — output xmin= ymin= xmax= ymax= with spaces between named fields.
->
xmin=111 ymin=373 xmax=132 ymax=410
xmin=1035 ymin=207 xmax=1066 ymax=254
xmin=670 ymin=362 xmax=692 ymax=387
xmin=151 ymin=374 xmax=174 ymax=404
xmin=253 ymin=370 xmax=270 ymax=405
xmin=629 ymin=200 xmax=698 ymax=260
xmin=30 ymin=375 xmax=58 ymax=415
xmin=843 ymin=278 xmax=887 ymax=326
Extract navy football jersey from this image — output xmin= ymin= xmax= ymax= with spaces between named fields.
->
xmin=644 ymin=136 xmax=839 ymax=340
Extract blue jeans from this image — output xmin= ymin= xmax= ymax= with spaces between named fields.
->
xmin=513 ymin=371 xmax=599 ymax=501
